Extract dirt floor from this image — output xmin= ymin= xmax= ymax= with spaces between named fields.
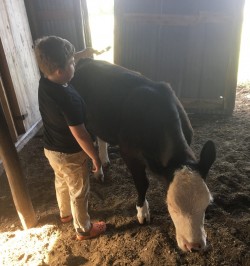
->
xmin=0 ymin=83 xmax=250 ymax=266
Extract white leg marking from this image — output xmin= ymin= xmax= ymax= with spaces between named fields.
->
xmin=136 ymin=199 xmax=150 ymax=224
xmin=97 ymin=138 xmax=110 ymax=166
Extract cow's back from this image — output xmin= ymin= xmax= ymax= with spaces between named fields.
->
xmin=119 ymin=82 xmax=191 ymax=171
xmin=71 ymin=59 xmax=192 ymax=171
xmin=72 ymin=58 xmax=156 ymax=143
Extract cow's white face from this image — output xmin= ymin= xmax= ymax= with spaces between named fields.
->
xmin=167 ymin=166 xmax=212 ymax=252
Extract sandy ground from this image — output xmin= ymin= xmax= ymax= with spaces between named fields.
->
xmin=0 ymin=83 xmax=250 ymax=266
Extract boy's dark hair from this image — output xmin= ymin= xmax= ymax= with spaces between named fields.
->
xmin=35 ymin=36 xmax=75 ymax=76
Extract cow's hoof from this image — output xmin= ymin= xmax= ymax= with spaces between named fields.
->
xmin=93 ymin=173 xmax=104 ymax=183
xmin=136 ymin=199 xmax=150 ymax=224
xmin=99 ymin=174 xmax=105 ymax=183
xmin=138 ymin=217 xmax=149 ymax=225
xmin=103 ymin=161 xmax=110 ymax=170
xmin=137 ymin=214 xmax=150 ymax=224
xmin=93 ymin=167 xmax=105 ymax=183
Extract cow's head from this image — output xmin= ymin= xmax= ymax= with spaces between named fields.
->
xmin=166 ymin=141 xmax=216 ymax=252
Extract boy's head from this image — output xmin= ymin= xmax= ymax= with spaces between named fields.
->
xmin=35 ymin=36 xmax=75 ymax=77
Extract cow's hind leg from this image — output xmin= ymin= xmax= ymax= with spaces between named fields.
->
xmin=93 ymin=138 xmax=110 ymax=182
xmin=121 ymin=150 xmax=150 ymax=224
xmin=97 ymin=137 xmax=110 ymax=167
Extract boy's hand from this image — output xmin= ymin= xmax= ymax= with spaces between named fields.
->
xmin=74 ymin=48 xmax=98 ymax=63
xmin=93 ymin=159 xmax=105 ymax=182
xmin=92 ymin=157 xmax=102 ymax=173
xmin=84 ymin=47 xmax=99 ymax=57
xmin=94 ymin=46 xmax=111 ymax=55
xmin=84 ymin=46 xmax=111 ymax=56
xmin=75 ymin=46 xmax=111 ymax=62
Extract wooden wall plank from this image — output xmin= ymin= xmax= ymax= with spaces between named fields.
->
xmin=0 ymin=0 xmax=41 ymax=133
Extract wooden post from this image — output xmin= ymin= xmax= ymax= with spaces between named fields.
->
xmin=0 ymin=104 xmax=37 ymax=229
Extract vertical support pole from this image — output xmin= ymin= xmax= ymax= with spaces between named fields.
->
xmin=0 ymin=103 xmax=37 ymax=229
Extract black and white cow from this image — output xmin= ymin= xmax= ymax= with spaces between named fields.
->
xmin=71 ymin=58 xmax=216 ymax=252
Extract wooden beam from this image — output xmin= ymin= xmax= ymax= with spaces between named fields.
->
xmin=0 ymin=75 xmax=17 ymax=141
xmin=123 ymin=12 xmax=234 ymax=26
xmin=0 ymin=103 xmax=37 ymax=229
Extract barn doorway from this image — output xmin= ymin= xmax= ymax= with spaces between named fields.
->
xmin=238 ymin=0 xmax=250 ymax=83
xmin=86 ymin=0 xmax=249 ymax=84
xmin=87 ymin=0 xmax=247 ymax=114
xmin=86 ymin=0 xmax=114 ymax=63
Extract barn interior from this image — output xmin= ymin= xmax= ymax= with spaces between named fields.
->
xmin=0 ymin=1 xmax=250 ymax=265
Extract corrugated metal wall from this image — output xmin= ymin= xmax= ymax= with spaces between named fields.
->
xmin=24 ymin=0 xmax=90 ymax=51
xmin=114 ymin=0 xmax=245 ymax=114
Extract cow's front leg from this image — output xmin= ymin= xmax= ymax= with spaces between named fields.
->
xmin=120 ymin=149 xmax=150 ymax=224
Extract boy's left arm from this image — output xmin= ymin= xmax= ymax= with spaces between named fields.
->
xmin=69 ymin=123 xmax=101 ymax=173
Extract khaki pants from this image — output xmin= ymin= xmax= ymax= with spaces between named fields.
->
xmin=44 ymin=149 xmax=91 ymax=232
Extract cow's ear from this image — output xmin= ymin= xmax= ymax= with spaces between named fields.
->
xmin=198 ymin=140 xmax=216 ymax=179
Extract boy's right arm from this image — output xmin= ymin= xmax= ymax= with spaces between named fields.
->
xmin=69 ymin=123 xmax=101 ymax=173
xmin=74 ymin=46 xmax=111 ymax=63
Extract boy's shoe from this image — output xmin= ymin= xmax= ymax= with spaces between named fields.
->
xmin=61 ymin=215 xmax=73 ymax=223
xmin=76 ymin=221 xmax=106 ymax=240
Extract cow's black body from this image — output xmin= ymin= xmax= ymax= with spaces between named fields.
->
xmin=71 ymin=58 xmax=196 ymax=206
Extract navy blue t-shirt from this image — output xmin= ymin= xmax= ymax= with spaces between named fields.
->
xmin=38 ymin=76 xmax=86 ymax=153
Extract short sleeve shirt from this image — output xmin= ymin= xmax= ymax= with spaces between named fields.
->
xmin=38 ymin=76 xmax=86 ymax=153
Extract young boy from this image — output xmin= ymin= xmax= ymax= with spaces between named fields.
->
xmin=35 ymin=36 xmax=106 ymax=240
